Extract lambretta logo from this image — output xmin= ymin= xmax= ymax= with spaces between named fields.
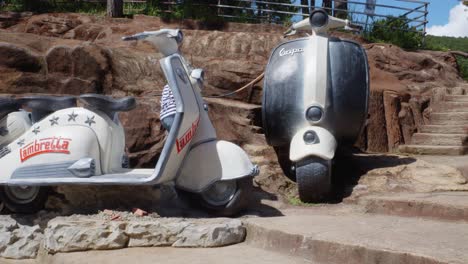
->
xmin=279 ymin=47 xmax=304 ymax=57
xmin=176 ymin=118 xmax=200 ymax=153
xmin=20 ymin=137 xmax=71 ymax=162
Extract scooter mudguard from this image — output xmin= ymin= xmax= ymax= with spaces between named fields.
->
xmin=0 ymin=114 xmax=102 ymax=183
xmin=0 ymin=111 xmax=31 ymax=148
xmin=290 ymin=126 xmax=337 ymax=162
xmin=176 ymin=140 xmax=258 ymax=192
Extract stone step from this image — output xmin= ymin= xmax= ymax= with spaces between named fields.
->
xmin=420 ymin=125 xmax=468 ymax=134
xmin=245 ymin=214 xmax=468 ymax=264
xmin=398 ymin=145 xmax=468 ymax=155
xmin=31 ymin=245 xmax=308 ymax=264
xmin=445 ymin=95 xmax=468 ymax=102
xmin=356 ymin=192 xmax=468 ymax=222
xmin=411 ymin=133 xmax=468 ymax=146
xmin=436 ymin=102 xmax=468 ymax=112
xmin=430 ymin=112 xmax=468 ymax=125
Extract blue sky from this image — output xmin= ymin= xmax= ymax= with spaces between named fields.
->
xmin=425 ymin=0 xmax=460 ymax=27
xmin=294 ymin=0 xmax=467 ymax=37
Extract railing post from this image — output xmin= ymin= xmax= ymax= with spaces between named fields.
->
xmin=422 ymin=2 xmax=428 ymax=47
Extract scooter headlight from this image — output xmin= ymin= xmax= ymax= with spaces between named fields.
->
xmin=306 ymin=106 xmax=323 ymax=122
xmin=175 ymin=30 xmax=184 ymax=46
xmin=309 ymin=9 xmax=329 ymax=29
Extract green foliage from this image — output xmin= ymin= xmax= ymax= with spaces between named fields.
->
xmin=456 ymin=55 xmax=468 ymax=81
xmin=364 ymin=16 xmax=423 ymax=50
xmin=423 ymin=35 xmax=468 ymax=81
xmin=425 ymin=35 xmax=468 ymax=52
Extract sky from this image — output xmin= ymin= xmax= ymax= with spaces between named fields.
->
xmin=295 ymin=0 xmax=467 ymax=37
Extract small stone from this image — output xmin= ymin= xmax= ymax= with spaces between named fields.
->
xmin=132 ymin=208 xmax=148 ymax=217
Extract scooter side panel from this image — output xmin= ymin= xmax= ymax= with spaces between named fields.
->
xmin=0 ymin=125 xmax=101 ymax=183
xmin=176 ymin=140 xmax=256 ymax=192
xmin=328 ymin=39 xmax=369 ymax=144
xmin=263 ymin=39 xmax=308 ymax=147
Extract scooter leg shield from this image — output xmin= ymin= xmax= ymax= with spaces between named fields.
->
xmin=176 ymin=140 xmax=258 ymax=192
xmin=289 ymin=126 xmax=337 ymax=162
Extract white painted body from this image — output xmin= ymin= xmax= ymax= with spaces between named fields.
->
xmin=288 ymin=24 xmax=337 ymax=162
xmin=290 ymin=126 xmax=337 ymax=162
xmin=0 ymin=29 xmax=257 ymax=193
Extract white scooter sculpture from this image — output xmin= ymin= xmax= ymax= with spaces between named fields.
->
xmin=262 ymin=10 xmax=369 ymax=202
xmin=0 ymin=29 xmax=258 ymax=216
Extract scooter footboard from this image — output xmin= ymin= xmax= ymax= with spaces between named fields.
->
xmin=176 ymin=140 xmax=257 ymax=192
xmin=290 ymin=126 xmax=337 ymax=162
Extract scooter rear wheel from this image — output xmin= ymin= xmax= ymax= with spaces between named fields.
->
xmin=0 ymin=186 xmax=49 ymax=214
xmin=296 ymin=158 xmax=331 ymax=203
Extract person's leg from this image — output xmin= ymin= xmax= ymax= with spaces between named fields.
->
xmin=161 ymin=114 xmax=175 ymax=132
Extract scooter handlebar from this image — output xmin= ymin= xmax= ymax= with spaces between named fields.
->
xmin=285 ymin=9 xmax=361 ymax=35
xmin=122 ymin=29 xmax=183 ymax=44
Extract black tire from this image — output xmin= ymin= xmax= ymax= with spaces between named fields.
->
xmin=0 ymin=186 xmax=49 ymax=214
xmin=180 ymin=178 xmax=252 ymax=217
xmin=296 ymin=158 xmax=332 ymax=203
xmin=274 ymin=146 xmax=296 ymax=181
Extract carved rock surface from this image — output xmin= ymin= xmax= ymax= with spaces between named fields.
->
xmin=0 ymin=216 xmax=43 ymax=259
xmin=44 ymin=216 xmax=245 ymax=253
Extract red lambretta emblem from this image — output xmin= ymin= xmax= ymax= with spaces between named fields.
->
xmin=176 ymin=118 xmax=200 ymax=153
xmin=20 ymin=137 xmax=71 ymax=162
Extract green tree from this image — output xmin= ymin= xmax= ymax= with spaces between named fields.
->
xmin=365 ymin=16 xmax=423 ymax=50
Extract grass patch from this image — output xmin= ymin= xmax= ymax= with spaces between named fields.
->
xmin=287 ymin=196 xmax=317 ymax=207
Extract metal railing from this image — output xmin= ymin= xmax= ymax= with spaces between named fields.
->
xmin=1 ymin=0 xmax=429 ymax=36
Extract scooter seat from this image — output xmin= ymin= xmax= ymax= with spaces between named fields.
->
xmin=79 ymin=94 xmax=136 ymax=119
xmin=17 ymin=96 xmax=77 ymax=122
xmin=0 ymin=97 xmax=20 ymax=120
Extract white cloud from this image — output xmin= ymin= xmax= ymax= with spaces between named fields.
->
xmin=427 ymin=3 xmax=468 ymax=37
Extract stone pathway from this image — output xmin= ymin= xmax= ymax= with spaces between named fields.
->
xmin=244 ymin=202 xmax=468 ymax=264
xmin=400 ymin=86 xmax=468 ymax=155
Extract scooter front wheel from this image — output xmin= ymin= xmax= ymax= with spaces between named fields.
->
xmin=296 ymin=158 xmax=332 ymax=203
xmin=0 ymin=186 xmax=49 ymax=214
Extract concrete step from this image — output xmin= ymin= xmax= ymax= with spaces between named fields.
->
xmin=420 ymin=125 xmax=468 ymax=134
xmin=430 ymin=112 xmax=468 ymax=125
xmin=445 ymin=95 xmax=468 ymax=102
xmin=399 ymin=145 xmax=468 ymax=155
xmin=245 ymin=214 xmax=468 ymax=264
xmin=436 ymin=102 xmax=468 ymax=112
xmin=411 ymin=133 xmax=468 ymax=146
xmin=356 ymin=192 xmax=468 ymax=222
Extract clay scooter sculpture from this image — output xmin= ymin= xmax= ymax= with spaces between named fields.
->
xmin=263 ymin=9 xmax=369 ymax=202
xmin=0 ymin=29 xmax=258 ymax=216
